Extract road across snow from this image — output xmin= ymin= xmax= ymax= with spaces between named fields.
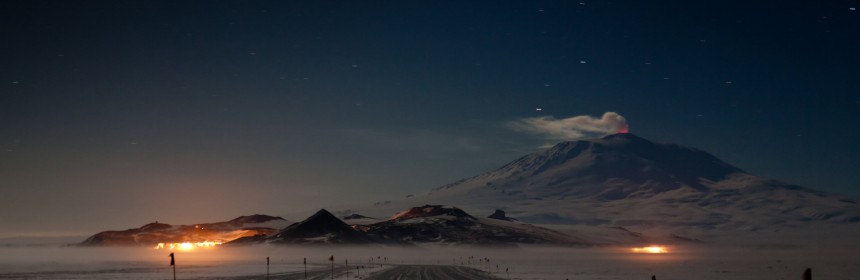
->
xmin=365 ymin=265 xmax=502 ymax=280
xmin=227 ymin=264 xmax=500 ymax=280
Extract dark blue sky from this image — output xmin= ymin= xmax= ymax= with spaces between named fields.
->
xmin=1 ymin=0 xmax=858 ymax=235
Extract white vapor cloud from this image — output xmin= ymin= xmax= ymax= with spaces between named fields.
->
xmin=510 ymin=112 xmax=629 ymax=141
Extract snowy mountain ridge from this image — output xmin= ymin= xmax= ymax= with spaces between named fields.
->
xmin=358 ymin=133 xmax=860 ymax=232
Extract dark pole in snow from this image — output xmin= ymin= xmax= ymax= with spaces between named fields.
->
xmin=169 ymin=252 xmax=176 ymax=280
xmin=652 ymin=275 xmax=656 ymax=280
xmin=303 ymin=258 xmax=307 ymax=280
xmin=266 ymin=257 xmax=269 ymax=280
xmin=803 ymin=268 xmax=812 ymax=280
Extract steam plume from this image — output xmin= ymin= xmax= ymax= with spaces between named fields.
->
xmin=510 ymin=112 xmax=629 ymax=141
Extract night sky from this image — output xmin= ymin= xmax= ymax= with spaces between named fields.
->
xmin=1 ymin=1 xmax=858 ymax=236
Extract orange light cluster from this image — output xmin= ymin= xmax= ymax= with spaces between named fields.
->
xmin=154 ymin=241 xmax=223 ymax=251
xmin=631 ymin=245 xmax=668 ymax=253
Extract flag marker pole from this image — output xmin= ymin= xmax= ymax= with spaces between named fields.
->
xmin=169 ymin=252 xmax=176 ymax=280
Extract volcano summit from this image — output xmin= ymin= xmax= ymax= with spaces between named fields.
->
xmin=362 ymin=133 xmax=860 ymax=231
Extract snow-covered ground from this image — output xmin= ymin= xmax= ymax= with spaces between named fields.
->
xmin=0 ymin=241 xmax=857 ymax=279
xmin=0 ymin=245 xmax=384 ymax=279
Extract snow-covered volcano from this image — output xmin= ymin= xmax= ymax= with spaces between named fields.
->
xmin=361 ymin=133 xmax=860 ymax=231
xmin=435 ymin=133 xmax=743 ymax=199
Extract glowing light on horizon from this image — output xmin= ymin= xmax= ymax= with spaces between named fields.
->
xmin=154 ymin=241 xmax=223 ymax=251
xmin=632 ymin=245 xmax=668 ymax=254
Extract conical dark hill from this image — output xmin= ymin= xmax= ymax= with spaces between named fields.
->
xmin=268 ymin=209 xmax=375 ymax=244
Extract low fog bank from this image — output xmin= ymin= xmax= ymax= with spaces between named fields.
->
xmin=1 ymin=244 xmax=859 ymax=279
xmin=0 ymin=235 xmax=88 ymax=248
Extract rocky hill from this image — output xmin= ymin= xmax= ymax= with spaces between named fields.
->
xmin=79 ymin=214 xmax=290 ymax=246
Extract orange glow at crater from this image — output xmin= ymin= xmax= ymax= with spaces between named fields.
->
xmin=632 ymin=245 xmax=668 ymax=253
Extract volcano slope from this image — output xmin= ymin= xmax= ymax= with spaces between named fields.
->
xmin=357 ymin=133 xmax=860 ymax=234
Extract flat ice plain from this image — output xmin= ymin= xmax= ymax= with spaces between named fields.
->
xmin=1 ymin=241 xmax=858 ymax=280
